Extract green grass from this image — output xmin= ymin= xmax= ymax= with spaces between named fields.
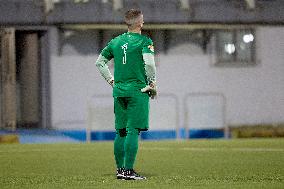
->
xmin=0 ymin=139 xmax=284 ymax=189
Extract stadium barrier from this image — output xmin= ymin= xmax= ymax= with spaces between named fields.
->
xmin=0 ymin=92 xmax=228 ymax=143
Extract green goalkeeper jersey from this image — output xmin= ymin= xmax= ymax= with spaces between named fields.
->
xmin=101 ymin=32 xmax=154 ymax=97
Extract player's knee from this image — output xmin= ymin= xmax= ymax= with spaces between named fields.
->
xmin=117 ymin=128 xmax=127 ymax=137
xmin=126 ymin=128 xmax=140 ymax=136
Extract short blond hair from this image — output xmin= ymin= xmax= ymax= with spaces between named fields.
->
xmin=124 ymin=9 xmax=143 ymax=29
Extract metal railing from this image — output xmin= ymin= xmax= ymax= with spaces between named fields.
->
xmin=87 ymin=93 xmax=180 ymax=142
xmin=53 ymin=92 xmax=228 ymax=142
xmin=183 ymin=92 xmax=228 ymax=139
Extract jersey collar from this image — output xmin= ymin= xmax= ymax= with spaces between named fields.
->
xmin=127 ymin=32 xmax=141 ymax=36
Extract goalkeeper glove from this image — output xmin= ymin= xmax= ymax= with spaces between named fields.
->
xmin=141 ymin=83 xmax=157 ymax=99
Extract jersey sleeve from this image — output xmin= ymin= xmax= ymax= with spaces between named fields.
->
xmin=142 ymin=37 xmax=156 ymax=84
xmin=101 ymin=40 xmax=114 ymax=60
xmin=143 ymin=53 xmax=156 ymax=84
xmin=95 ymin=54 xmax=113 ymax=83
xmin=142 ymin=38 xmax=154 ymax=55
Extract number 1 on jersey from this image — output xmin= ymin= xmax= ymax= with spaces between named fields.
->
xmin=121 ymin=43 xmax=128 ymax=64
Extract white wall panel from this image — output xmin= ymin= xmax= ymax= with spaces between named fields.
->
xmin=50 ymin=27 xmax=284 ymax=130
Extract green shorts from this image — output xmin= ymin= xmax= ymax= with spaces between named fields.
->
xmin=114 ymin=93 xmax=149 ymax=130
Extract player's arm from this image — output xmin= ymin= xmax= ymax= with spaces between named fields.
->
xmin=95 ymin=41 xmax=114 ymax=87
xmin=95 ymin=55 xmax=114 ymax=87
xmin=141 ymin=53 xmax=157 ymax=99
xmin=143 ymin=53 xmax=156 ymax=85
xmin=141 ymin=39 xmax=157 ymax=99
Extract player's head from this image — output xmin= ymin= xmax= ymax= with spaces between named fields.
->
xmin=124 ymin=9 xmax=144 ymax=31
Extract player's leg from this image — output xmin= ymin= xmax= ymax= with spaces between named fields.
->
xmin=114 ymin=129 xmax=126 ymax=179
xmin=124 ymin=127 xmax=139 ymax=170
xmin=114 ymin=97 xmax=128 ymax=179
xmin=124 ymin=127 xmax=146 ymax=180
xmin=124 ymin=95 xmax=149 ymax=180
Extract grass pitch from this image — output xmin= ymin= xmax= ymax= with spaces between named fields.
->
xmin=0 ymin=139 xmax=283 ymax=189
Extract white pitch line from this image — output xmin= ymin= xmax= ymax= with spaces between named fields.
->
xmin=232 ymin=148 xmax=284 ymax=152
xmin=0 ymin=147 xmax=283 ymax=153
xmin=141 ymin=147 xmax=284 ymax=152
xmin=0 ymin=148 xmax=85 ymax=153
xmin=140 ymin=147 xmax=171 ymax=151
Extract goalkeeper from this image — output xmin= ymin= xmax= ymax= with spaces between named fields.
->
xmin=95 ymin=9 xmax=157 ymax=180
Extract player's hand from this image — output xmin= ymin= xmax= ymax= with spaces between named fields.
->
xmin=107 ymin=78 xmax=114 ymax=87
xmin=141 ymin=82 xmax=157 ymax=99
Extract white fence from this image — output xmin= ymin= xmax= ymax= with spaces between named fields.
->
xmin=87 ymin=92 xmax=228 ymax=141
xmin=184 ymin=92 xmax=228 ymax=139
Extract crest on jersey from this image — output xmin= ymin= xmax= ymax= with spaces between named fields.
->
xmin=148 ymin=45 xmax=154 ymax=52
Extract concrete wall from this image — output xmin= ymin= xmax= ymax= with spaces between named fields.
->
xmin=49 ymin=26 xmax=284 ymax=131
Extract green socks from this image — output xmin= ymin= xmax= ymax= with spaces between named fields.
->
xmin=124 ymin=128 xmax=139 ymax=170
xmin=114 ymin=130 xmax=126 ymax=168
xmin=114 ymin=128 xmax=139 ymax=169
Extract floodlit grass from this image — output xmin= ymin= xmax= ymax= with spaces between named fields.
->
xmin=0 ymin=139 xmax=284 ymax=189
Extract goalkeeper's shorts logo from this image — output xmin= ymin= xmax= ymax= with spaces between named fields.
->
xmin=148 ymin=45 xmax=154 ymax=53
